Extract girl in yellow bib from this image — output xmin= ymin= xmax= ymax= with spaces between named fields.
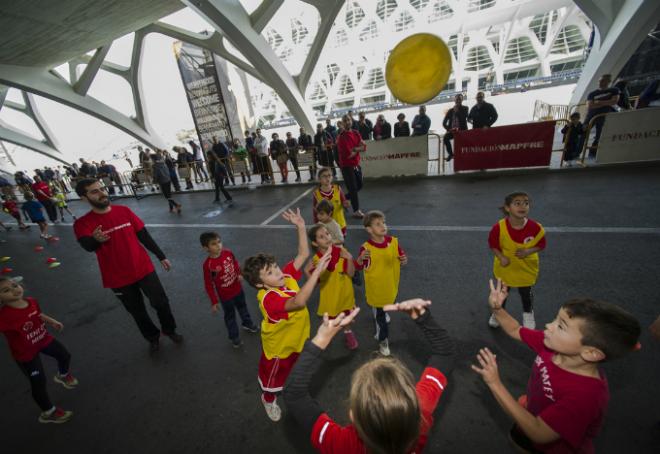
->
xmin=356 ymin=210 xmax=408 ymax=356
xmin=488 ymin=192 xmax=546 ymax=329
xmin=242 ymin=208 xmax=332 ymax=422
xmin=305 ymin=224 xmax=358 ymax=350
xmin=312 ymin=168 xmax=349 ymax=235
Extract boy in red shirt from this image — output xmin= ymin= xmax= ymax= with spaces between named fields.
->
xmin=0 ymin=276 xmax=79 ymax=424
xmin=473 ymin=279 xmax=641 ymax=453
xmin=200 ymin=231 xmax=258 ymax=348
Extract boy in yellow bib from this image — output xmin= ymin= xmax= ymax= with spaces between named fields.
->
xmin=356 ymin=210 xmax=407 ymax=356
xmin=488 ymin=192 xmax=546 ymax=329
xmin=242 ymin=208 xmax=331 ymax=422
xmin=305 ymin=224 xmax=358 ymax=350
xmin=312 ymin=168 xmax=349 ymax=236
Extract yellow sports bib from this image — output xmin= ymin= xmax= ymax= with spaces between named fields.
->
xmin=314 ymin=185 xmax=347 ymax=230
xmin=493 ymin=219 xmax=545 ymax=287
xmin=257 ymin=276 xmax=310 ymax=359
xmin=313 ymin=249 xmax=356 ymax=316
xmin=363 ymin=237 xmax=401 ymax=308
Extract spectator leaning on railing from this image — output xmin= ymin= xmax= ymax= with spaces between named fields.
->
xmin=583 ymin=74 xmax=619 ymax=159
xmin=298 ymin=127 xmax=315 ymax=181
xmin=468 ymin=92 xmax=498 ymax=129
xmin=411 ymin=105 xmax=431 ymax=136
xmin=394 ymin=113 xmax=411 ymax=137
xmin=442 ymin=94 xmax=469 ymax=161
xmin=356 ymin=112 xmax=373 ymax=140
xmin=373 ymin=114 xmax=391 ymax=140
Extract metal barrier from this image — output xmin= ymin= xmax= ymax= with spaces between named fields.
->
xmin=578 ymin=112 xmax=610 ymax=164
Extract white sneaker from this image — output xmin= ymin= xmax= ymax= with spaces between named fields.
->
xmin=522 ymin=312 xmax=536 ymax=329
xmin=379 ymin=339 xmax=390 ymax=356
xmin=261 ymin=396 xmax=281 ymax=422
xmin=488 ymin=313 xmax=500 ymax=328
xmin=385 ymin=313 xmax=391 ymax=323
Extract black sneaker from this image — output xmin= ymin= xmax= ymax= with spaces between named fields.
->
xmin=232 ymin=338 xmax=243 ymax=348
xmin=242 ymin=324 xmax=259 ymax=333
xmin=166 ymin=332 xmax=184 ymax=344
xmin=149 ymin=338 xmax=160 ymax=353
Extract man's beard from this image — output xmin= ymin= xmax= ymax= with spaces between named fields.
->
xmin=89 ymin=197 xmax=110 ymax=209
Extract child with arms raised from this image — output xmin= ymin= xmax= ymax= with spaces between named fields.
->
xmin=284 ymin=299 xmax=455 ymax=453
xmin=473 ymin=278 xmax=640 ymax=453
xmin=242 ymin=208 xmax=332 ymax=422
xmin=305 ymin=224 xmax=358 ymax=350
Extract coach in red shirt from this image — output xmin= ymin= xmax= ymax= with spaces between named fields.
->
xmin=336 ymin=115 xmax=366 ymax=219
xmin=73 ymin=179 xmax=182 ymax=353
xmin=31 ymin=175 xmax=58 ymax=223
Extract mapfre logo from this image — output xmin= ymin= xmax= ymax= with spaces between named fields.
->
xmin=22 ymin=321 xmax=34 ymax=332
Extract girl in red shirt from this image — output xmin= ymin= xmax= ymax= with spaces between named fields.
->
xmin=0 ymin=276 xmax=79 ymax=424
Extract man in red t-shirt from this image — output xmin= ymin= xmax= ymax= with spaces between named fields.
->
xmin=73 ymin=178 xmax=182 ymax=353
xmin=30 ymin=175 xmax=58 ymax=223
xmin=473 ymin=279 xmax=641 ymax=453
xmin=336 ymin=115 xmax=366 ymax=219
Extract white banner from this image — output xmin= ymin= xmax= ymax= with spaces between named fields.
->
xmin=360 ymin=135 xmax=429 ymax=177
xmin=597 ymin=108 xmax=660 ymax=164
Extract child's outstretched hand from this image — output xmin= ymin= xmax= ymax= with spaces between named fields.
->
xmin=383 ymin=298 xmax=431 ymax=320
xmin=488 ymin=279 xmax=508 ymax=311
xmin=50 ymin=320 xmax=64 ymax=332
xmin=282 ymin=208 xmax=305 ymax=229
xmin=312 ymin=308 xmax=361 ymax=350
xmin=471 ymin=347 xmax=501 ymax=386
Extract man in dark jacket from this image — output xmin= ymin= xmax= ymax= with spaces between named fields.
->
xmin=314 ymin=123 xmax=335 ymax=176
xmin=285 ymin=131 xmax=301 ymax=182
xmin=442 ymin=94 xmax=469 ymax=161
xmin=468 ymin=92 xmax=498 ymax=129
xmin=411 ymin=105 xmax=431 ymax=135
xmin=212 ymin=136 xmax=235 ymax=185
xmin=356 ymin=112 xmax=373 ymax=140
xmin=373 ymin=114 xmax=392 ymax=140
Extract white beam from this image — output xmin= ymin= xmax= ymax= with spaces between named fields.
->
xmin=73 ymin=44 xmax=111 ymax=96
xmin=0 ymin=121 xmax=69 ymax=165
xmin=250 ymin=0 xmax=284 ymax=33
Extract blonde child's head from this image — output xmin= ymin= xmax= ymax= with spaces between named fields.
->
xmin=349 ymin=356 xmax=421 ymax=454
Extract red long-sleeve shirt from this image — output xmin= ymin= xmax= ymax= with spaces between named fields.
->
xmin=336 ymin=130 xmax=364 ymax=167
xmin=202 ymin=249 xmax=243 ymax=305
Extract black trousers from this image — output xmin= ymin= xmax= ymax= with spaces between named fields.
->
xmin=258 ymin=156 xmax=271 ymax=182
xmin=214 ymin=177 xmax=232 ymax=202
xmin=159 ymin=182 xmax=178 ymax=210
xmin=111 ymin=271 xmax=177 ymax=341
xmin=17 ymin=339 xmax=71 ymax=411
xmin=340 ymin=166 xmax=363 ymax=212
xmin=443 ymin=132 xmax=454 ymax=157
xmin=584 ymin=116 xmax=605 ymax=157
xmin=288 ymin=151 xmax=301 ymax=179
xmin=502 ymin=286 xmax=534 ymax=313
xmin=41 ymin=199 xmax=57 ymax=223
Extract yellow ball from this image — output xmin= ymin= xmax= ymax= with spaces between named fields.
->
xmin=386 ymin=33 xmax=452 ymax=105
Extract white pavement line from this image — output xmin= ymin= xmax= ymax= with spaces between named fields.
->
xmin=259 ymin=186 xmax=315 ymax=225
xmin=12 ymin=222 xmax=660 ymax=234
